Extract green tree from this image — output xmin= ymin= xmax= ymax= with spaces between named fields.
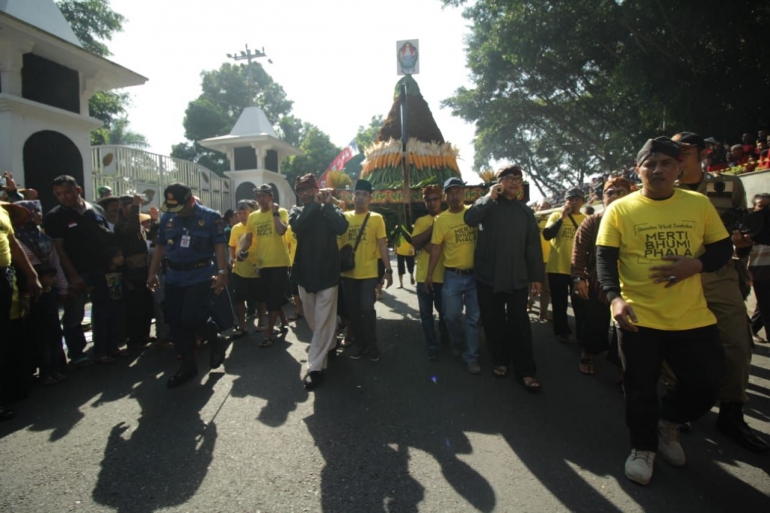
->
xmin=443 ymin=0 xmax=770 ymax=197
xmin=172 ymin=62 xmax=294 ymax=174
xmin=281 ymin=126 xmax=341 ymax=186
xmin=57 ymin=0 xmax=146 ymax=146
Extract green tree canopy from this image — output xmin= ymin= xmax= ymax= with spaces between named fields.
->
xmin=281 ymin=126 xmax=341 ymax=186
xmin=171 ymin=62 xmax=295 ymax=174
xmin=443 ymin=0 xmax=770 ymax=197
xmin=57 ymin=0 xmax=146 ymax=146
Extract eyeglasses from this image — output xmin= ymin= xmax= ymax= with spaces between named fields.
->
xmin=603 ymin=189 xmax=627 ymax=197
xmin=500 ymin=176 xmax=523 ymax=183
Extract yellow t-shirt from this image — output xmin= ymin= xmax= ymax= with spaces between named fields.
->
xmin=537 ymin=217 xmax=551 ymax=264
xmin=545 ymin=211 xmax=586 ymax=274
xmin=430 ymin=206 xmax=476 ymax=270
xmin=596 ymin=189 xmax=728 ymax=330
xmin=246 ymin=208 xmax=290 ymax=269
xmin=340 ymin=211 xmax=386 ymax=279
xmin=228 ymin=222 xmax=259 ymax=278
xmin=0 ymin=207 xmax=12 ymax=267
xmin=413 ymin=214 xmax=444 ymax=283
xmin=395 ymin=227 xmax=415 ymax=257
xmin=285 ymin=225 xmax=298 ymax=265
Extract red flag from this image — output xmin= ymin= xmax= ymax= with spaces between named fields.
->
xmin=319 ymin=139 xmax=358 ymax=188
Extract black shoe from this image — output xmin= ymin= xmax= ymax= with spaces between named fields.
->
xmin=717 ymin=402 xmax=770 ymax=453
xmin=0 ymin=406 xmax=16 ymax=422
xmin=167 ymin=359 xmax=199 ymax=388
xmin=303 ymin=371 xmax=324 ymax=390
xmin=348 ymin=345 xmax=369 ymax=360
xmin=209 ymin=334 xmax=227 ymax=369
xmin=369 ymin=346 xmax=381 ymax=362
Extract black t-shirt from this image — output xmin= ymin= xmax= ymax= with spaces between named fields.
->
xmin=43 ymin=202 xmax=112 ymax=274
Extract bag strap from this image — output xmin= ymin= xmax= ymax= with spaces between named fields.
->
xmin=567 ymin=214 xmax=580 ymax=229
xmin=353 ymin=213 xmax=371 ymax=252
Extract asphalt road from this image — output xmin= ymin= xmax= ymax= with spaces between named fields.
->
xmin=1 ymin=269 xmax=769 ymax=512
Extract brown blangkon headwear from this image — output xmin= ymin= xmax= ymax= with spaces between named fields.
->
xmin=295 ymin=173 xmax=318 ymax=189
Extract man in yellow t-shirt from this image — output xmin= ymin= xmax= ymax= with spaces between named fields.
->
xmin=426 ymin=177 xmax=480 ymax=374
xmin=392 ymin=224 xmax=415 ymax=288
xmin=530 ymin=201 xmax=552 ymax=320
xmin=340 ymin=179 xmax=392 ymax=361
xmin=228 ymin=200 xmax=263 ymax=337
xmin=411 ymin=184 xmax=449 ymax=360
xmin=244 ymin=184 xmax=290 ymax=346
xmin=596 ymin=137 xmax=729 ymax=486
xmin=543 ymin=188 xmax=587 ymax=343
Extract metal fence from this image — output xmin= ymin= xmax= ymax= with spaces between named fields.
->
xmin=90 ymin=146 xmax=233 ymax=213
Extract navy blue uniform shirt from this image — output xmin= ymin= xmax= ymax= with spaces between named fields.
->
xmin=157 ymin=204 xmax=226 ymax=286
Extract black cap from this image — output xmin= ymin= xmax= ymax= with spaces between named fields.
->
xmin=636 ymin=137 xmax=682 ymax=165
xmin=443 ymin=177 xmax=465 ymax=191
xmin=672 ymin=132 xmax=705 ymax=151
xmin=354 ymin=179 xmax=373 ymax=193
xmin=161 ymin=183 xmax=192 ymax=213
xmin=254 ymin=184 xmax=273 ymax=195
xmin=565 ymin=187 xmax=585 ymax=200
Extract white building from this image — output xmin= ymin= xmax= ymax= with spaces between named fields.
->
xmin=0 ymin=0 xmax=146 ymax=210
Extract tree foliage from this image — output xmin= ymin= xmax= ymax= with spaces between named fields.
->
xmin=171 ymin=62 xmax=295 ymax=174
xmin=281 ymin=126 xmax=340 ymax=186
xmin=443 ymin=0 xmax=770 ymax=196
xmin=57 ymin=0 xmax=145 ymax=146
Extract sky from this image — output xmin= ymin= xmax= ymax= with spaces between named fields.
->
xmin=105 ymin=0 xmax=488 ymax=187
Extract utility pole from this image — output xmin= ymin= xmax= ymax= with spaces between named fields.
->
xmin=226 ymin=44 xmax=270 ymax=105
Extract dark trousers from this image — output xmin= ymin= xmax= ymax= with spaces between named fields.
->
xmin=548 ymin=273 xmax=585 ymax=338
xmin=751 ymin=279 xmax=770 ymax=337
xmin=397 ymin=255 xmax=415 ymax=276
xmin=341 ymin=277 xmax=378 ymax=350
xmin=477 ymin=281 xmax=536 ymax=377
xmin=416 ymin=282 xmax=448 ymax=349
xmin=124 ymin=274 xmax=153 ymax=346
xmin=618 ymin=325 xmax=725 ymax=451
xmin=92 ymin=298 xmax=123 ymax=358
xmin=165 ymin=281 xmax=218 ymax=356
xmin=30 ymin=289 xmax=65 ymax=376
xmin=579 ymin=298 xmax=612 ymax=355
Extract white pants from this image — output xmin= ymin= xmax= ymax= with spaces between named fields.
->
xmin=299 ymin=285 xmax=339 ymax=373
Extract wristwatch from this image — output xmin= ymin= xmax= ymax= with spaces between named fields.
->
xmin=217 ymin=269 xmax=227 ymax=275
xmin=385 ymin=269 xmax=393 ymax=274
xmin=572 ymin=276 xmax=583 ymax=283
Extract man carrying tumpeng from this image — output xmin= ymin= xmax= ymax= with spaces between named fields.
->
xmin=340 ymin=179 xmax=393 ymax=361
xmin=411 ymin=184 xmax=449 ymax=361
xmin=671 ymin=132 xmax=768 ymax=452
xmin=425 ymin=177 xmax=481 ymax=374
xmin=596 ymin=137 xmax=729 ymax=485
xmin=244 ymin=184 xmax=291 ymax=347
xmin=289 ymin=174 xmax=349 ymax=389
xmin=465 ymin=165 xmax=543 ymax=390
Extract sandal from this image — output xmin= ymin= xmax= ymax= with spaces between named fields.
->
xmin=579 ymin=358 xmax=595 ymax=375
xmin=255 ymin=324 xmax=267 ymax=332
xmin=230 ymin=327 xmax=248 ymax=339
xmin=259 ymin=336 xmax=275 ymax=348
xmin=493 ymin=366 xmax=508 ymax=378
xmin=521 ymin=376 xmax=541 ymax=393
xmin=278 ymin=324 xmax=289 ymax=333
xmin=288 ymin=313 xmax=303 ymax=321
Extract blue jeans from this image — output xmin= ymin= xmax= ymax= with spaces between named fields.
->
xmin=416 ymin=282 xmax=448 ymax=350
xmin=442 ymin=270 xmax=481 ymax=363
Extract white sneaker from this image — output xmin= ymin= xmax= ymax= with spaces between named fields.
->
xmin=625 ymin=449 xmax=655 ymax=485
xmin=657 ymin=418 xmax=686 ymax=467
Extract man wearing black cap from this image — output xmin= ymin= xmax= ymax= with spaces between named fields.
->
xmin=596 ymin=137 xmax=731 ymax=485
xmin=243 ymin=184 xmax=291 ymax=346
xmin=672 ymin=131 xmax=768 ymax=453
xmin=289 ymin=173 xmax=349 ymax=388
xmin=339 ymin=179 xmax=392 ymax=361
xmin=543 ymin=187 xmax=587 ymax=344
xmin=465 ymin=165 xmax=543 ymax=389
xmin=147 ymin=183 xmax=229 ymax=388
xmin=426 ymin=177 xmax=481 ymax=374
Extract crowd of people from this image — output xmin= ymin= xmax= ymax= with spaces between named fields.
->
xmin=1 ymin=130 xmax=769 ymax=487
